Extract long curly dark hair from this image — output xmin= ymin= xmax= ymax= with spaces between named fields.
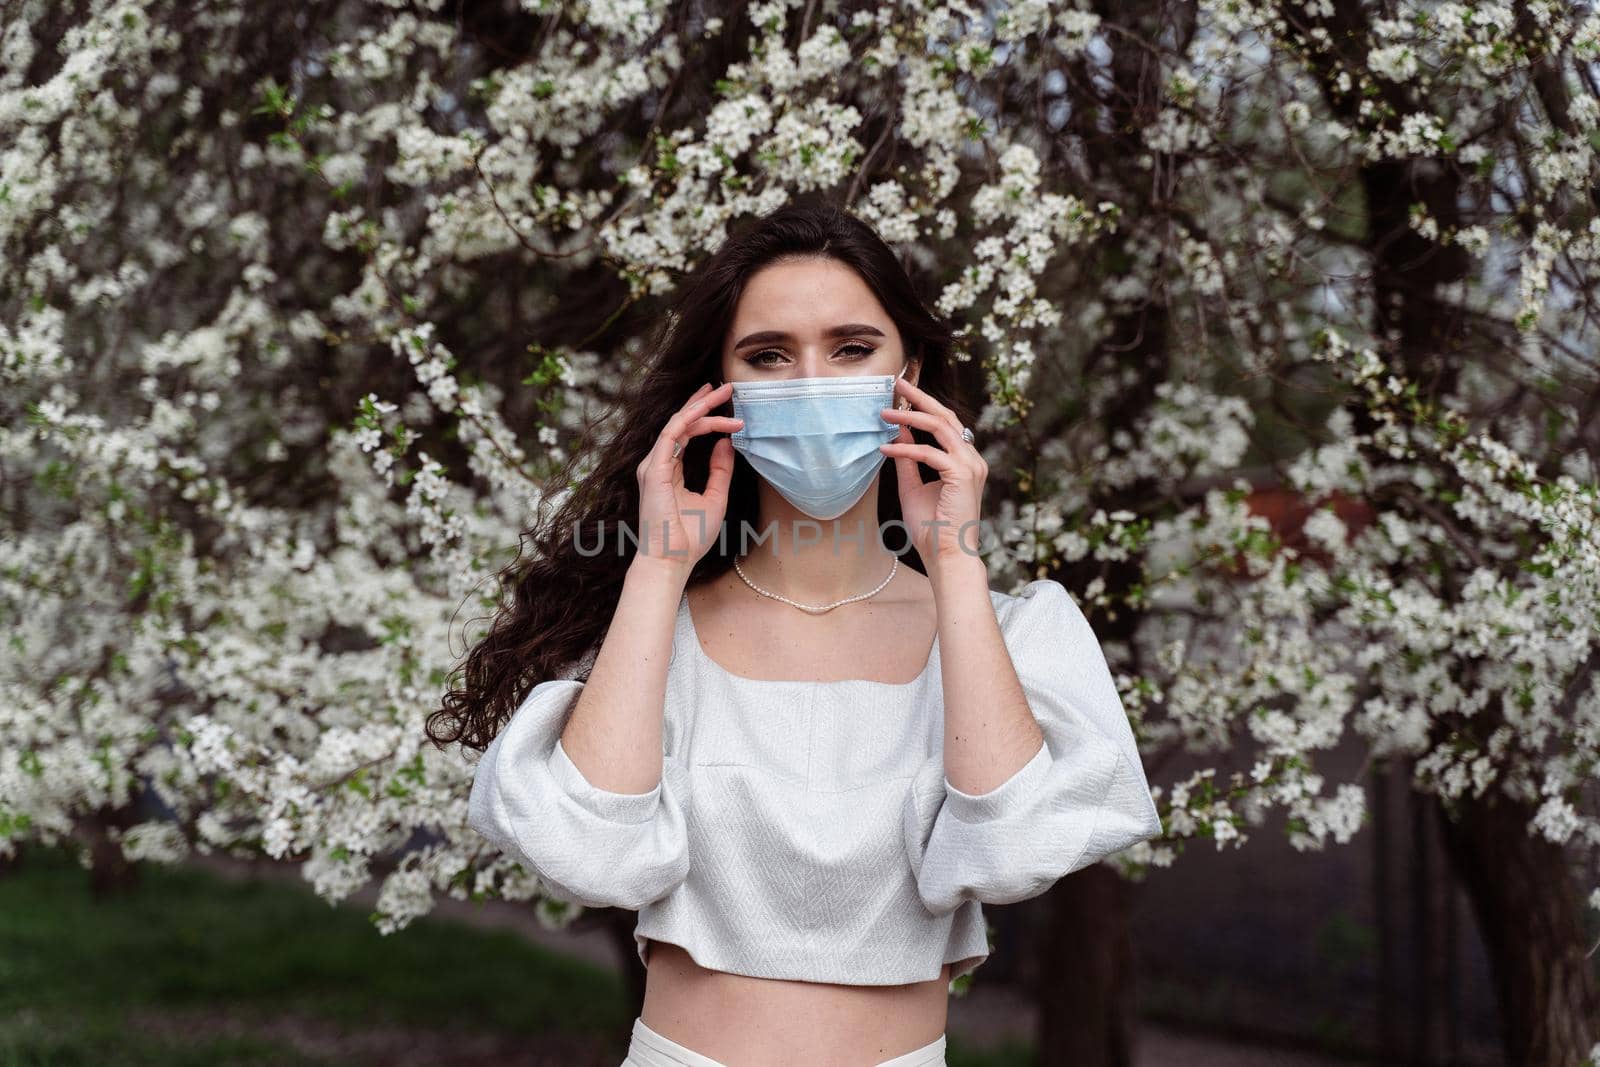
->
xmin=429 ymin=195 xmax=975 ymax=753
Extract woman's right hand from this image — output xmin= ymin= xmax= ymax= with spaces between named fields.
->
xmin=633 ymin=381 xmax=742 ymax=577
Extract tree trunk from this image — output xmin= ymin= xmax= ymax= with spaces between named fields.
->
xmin=606 ymin=909 xmax=648 ymax=1020
xmin=82 ymin=803 xmax=142 ymax=897
xmin=1432 ymin=787 xmax=1598 ymax=1065
xmin=0 ymin=841 xmax=23 ymax=879
xmin=1033 ymin=864 xmax=1139 ymax=1067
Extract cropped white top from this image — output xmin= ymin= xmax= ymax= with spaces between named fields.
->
xmin=466 ymin=578 xmax=1162 ymax=985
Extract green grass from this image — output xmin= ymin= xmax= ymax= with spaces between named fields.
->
xmin=0 ymin=1009 xmax=331 ymax=1067
xmin=0 ymin=845 xmax=630 ymax=1065
xmin=948 ymin=1037 xmax=1035 ymax=1067
xmin=0 ymin=845 xmax=1032 ymax=1066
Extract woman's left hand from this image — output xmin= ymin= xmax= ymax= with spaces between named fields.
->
xmin=880 ymin=376 xmax=987 ymax=575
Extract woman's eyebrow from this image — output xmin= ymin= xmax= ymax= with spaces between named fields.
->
xmin=732 ymin=323 xmax=887 ymax=350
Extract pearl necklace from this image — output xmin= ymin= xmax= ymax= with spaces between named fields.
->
xmin=731 ymin=556 xmax=899 ymax=615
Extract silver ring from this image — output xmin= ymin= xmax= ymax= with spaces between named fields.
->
xmin=959 ymin=426 xmax=975 ymax=445
xmin=671 ymin=439 xmax=683 ymax=459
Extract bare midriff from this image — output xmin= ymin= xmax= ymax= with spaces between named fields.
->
xmin=638 ymin=938 xmax=950 ymax=1065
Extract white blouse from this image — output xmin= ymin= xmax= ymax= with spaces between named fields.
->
xmin=466 ymin=578 xmax=1162 ymax=985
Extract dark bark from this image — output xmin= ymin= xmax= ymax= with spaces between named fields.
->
xmin=607 ymin=909 xmax=649 ymax=1020
xmin=1033 ymin=864 xmax=1139 ymax=1067
xmin=82 ymin=803 xmax=142 ymax=897
xmin=0 ymin=841 xmax=23 ymax=879
xmin=1432 ymin=788 xmax=1598 ymax=1066
xmin=1373 ymin=759 xmax=1402 ymax=1059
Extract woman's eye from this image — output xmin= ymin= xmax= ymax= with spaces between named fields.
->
xmin=747 ymin=344 xmax=876 ymax=366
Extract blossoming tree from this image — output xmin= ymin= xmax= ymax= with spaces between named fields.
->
xmin=2 ymin=1 xmax=1597 ymax=1063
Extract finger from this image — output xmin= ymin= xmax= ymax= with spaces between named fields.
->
xmin=700 ymin=435 xmax=736 ymax=510
xmin=666 ymin=381 xmax=733 ymax=437
xmin=881 ymin=407 xmax=970 ymax=458
xmin=652 ymin=382 xmax=734 ymax=467
xmin=891 ymin=380 xmax=968 ymax=454
xmin=685 ymin=414 xmax=744 ymax=437
xmin=879 ymin=438 xmax=957 ymax=473
xmin=893 ymin=375 xmax=960 ymax=425
xmin=882 ymin=410 xmax=983 ymax=482
xmin=884 ymin=420 xmax=923 ymax=490
xmin=669 ymin=415 xmax=744 ymax=468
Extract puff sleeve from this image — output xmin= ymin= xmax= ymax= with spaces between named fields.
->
xmin=902 ymin=579 xmax=1162 ymax=915
xmin=467 ymin=676 xmax=692 ymax=910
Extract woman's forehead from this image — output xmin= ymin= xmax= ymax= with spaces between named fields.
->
xmin=729 ymin=261 xmax=892 ymax=338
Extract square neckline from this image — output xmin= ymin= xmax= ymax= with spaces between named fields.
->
xmin=678 ymin=588 xmax=940 ymax=689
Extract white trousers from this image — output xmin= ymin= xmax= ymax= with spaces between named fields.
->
xmin=620 ymin=1015 xmax=947 ymax=1067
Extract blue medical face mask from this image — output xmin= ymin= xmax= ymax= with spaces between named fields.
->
xmin=728 ymin=367 xmax=907 ymax=520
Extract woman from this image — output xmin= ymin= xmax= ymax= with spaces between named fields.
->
xmin=436 ymin=199 xmax=1163 ymax=1066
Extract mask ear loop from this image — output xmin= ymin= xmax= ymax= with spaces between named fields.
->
xmin=894 ymin=363 xmax=912 ymax=410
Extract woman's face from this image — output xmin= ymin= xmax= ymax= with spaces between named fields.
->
xmin=721 ymin=256 xmax=916 ymax=386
